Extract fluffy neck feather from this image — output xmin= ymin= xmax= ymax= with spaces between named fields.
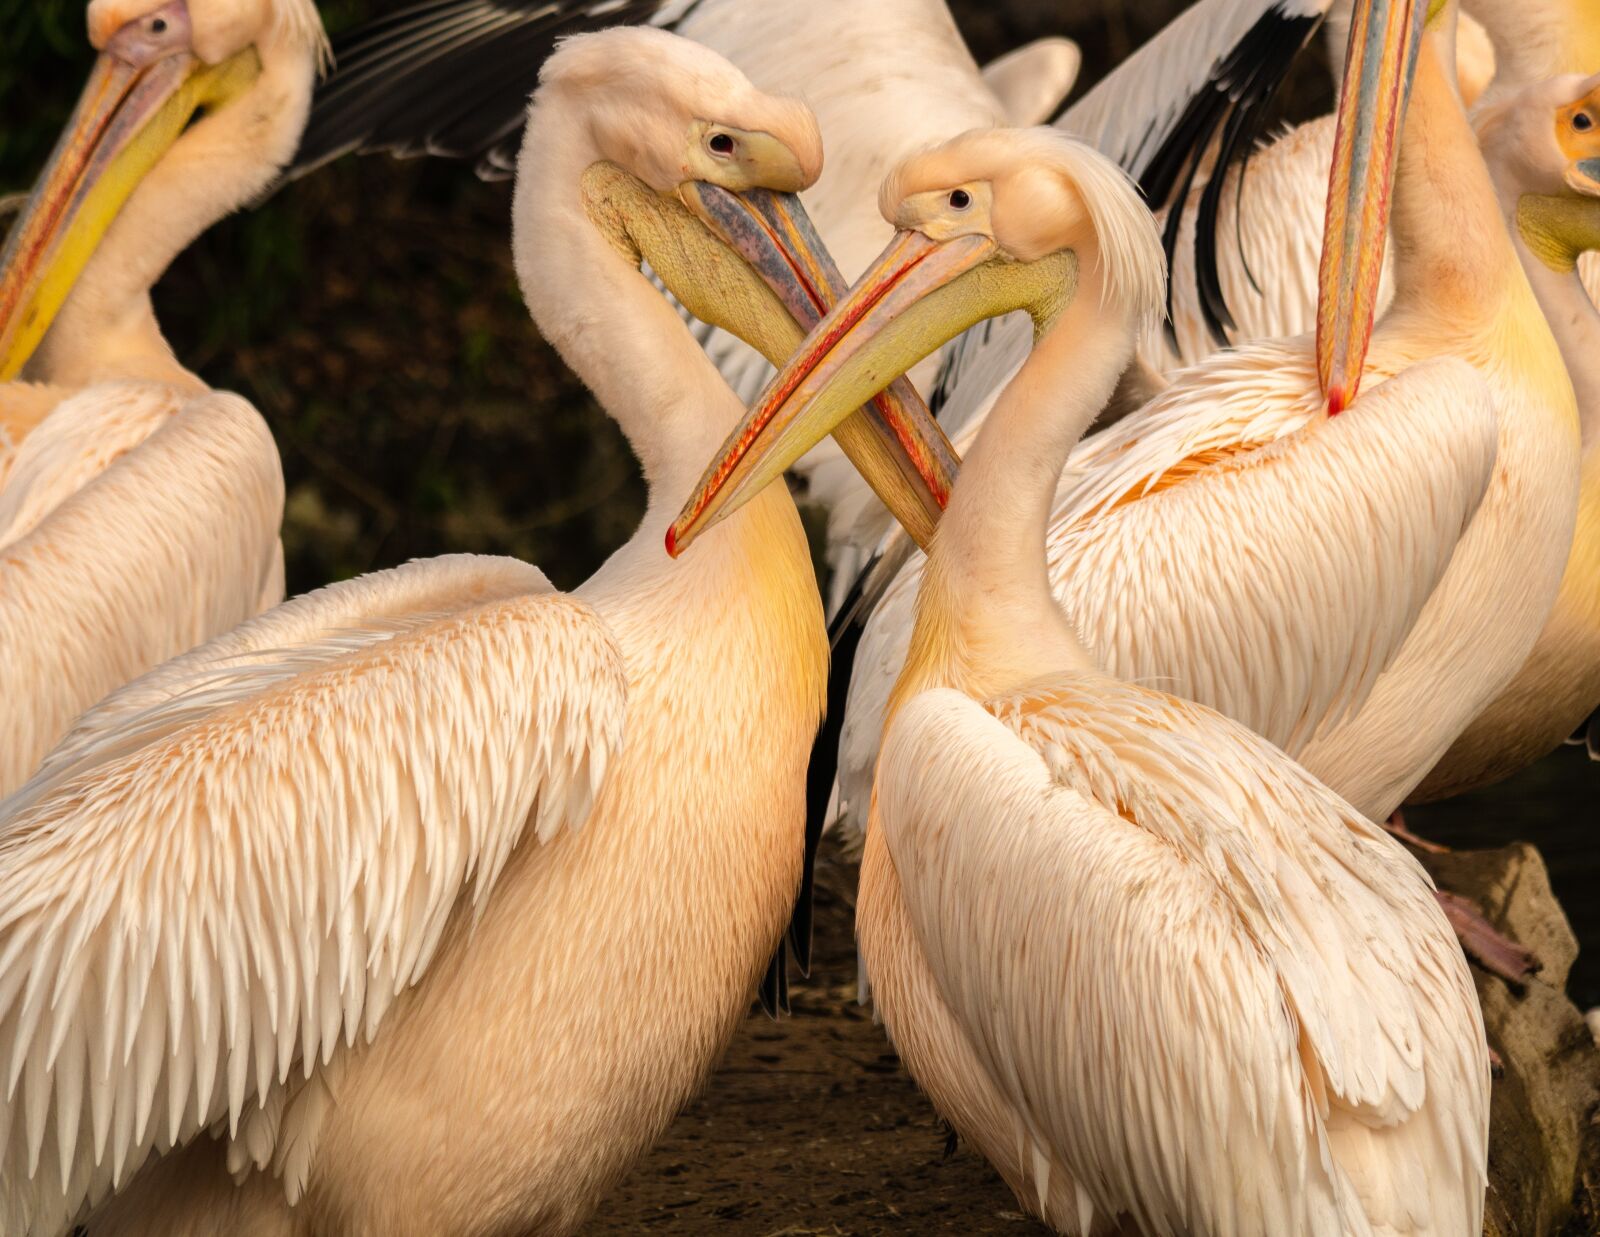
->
xmin=25 ymin=28 xmax=317 ymax=392
xmin=905 ymin=256 xmax=1133 ymax=701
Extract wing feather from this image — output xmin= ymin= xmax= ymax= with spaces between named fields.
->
xmin=0 ymin=555 xmax=626 ymax=1236
xmin=1151 ymin=115 xmax=1370 ymax=372
xmin=838 ymin=354 xmax=1497 ymax=839
xmin=877 ymin=679 xmax=1487 ymax=1235
xmin=0 ymin=391 xmax=284 ymax=800
xmin=289 ymin=0 xmax=693 ymax=178
xmin=1057 ymin=0 xmax=1324 ymax=180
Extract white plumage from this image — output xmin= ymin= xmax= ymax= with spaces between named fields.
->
xmin=0 ymin=389 xmax=283 ymax=798
xmin=0 ymin=556 xmax=623 ymax=1233
xmin=674 ymin=124 xmax=1491 ymax=1235
xmin=0 ymin=29 xmax=830 ymax=1235
xmin=1058 ymin=0 xmax=1326 ymax=178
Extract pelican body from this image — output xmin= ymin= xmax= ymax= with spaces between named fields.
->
xmin=670 ymin=121 xmax=1490 ymax=1236
xmin=0 ymin=30 xmax=856 ymax=1236
xmin=1115 ymin=5 xmax=1600 ymax=799
xmin=0 ymin=0 xmax=332 ymax=794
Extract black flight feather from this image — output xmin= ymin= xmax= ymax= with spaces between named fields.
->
xmin=1132 ymin=5 xmax=1322 ymax=347
xmin=783 ymin=563 xmax=878 ymax=977
xmin=756 ymin=932 xmax=789 ymax=1019
xmin=289 ymin=0 xmax=692 ymax=179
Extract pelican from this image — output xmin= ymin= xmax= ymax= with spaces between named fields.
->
xmin=1411 ymin=74 xmax=1600 ymax=798
xmin=669 ymin=123 xmax=1490 ymax=1235
xmin=727 ymin=0 xmax=1578 ymax=977
xmin=0 ymin=28 xmax=918 ymax=1235
xmin=0 ymin=0 xmax=330 ymax=795
xmin=1157 ymin=66 xmax=1600 ymax=804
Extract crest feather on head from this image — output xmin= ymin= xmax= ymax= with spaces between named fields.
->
xmin=536 ymin=27 xmax=821 ymax=187
xmin=882 ymin=127 xmax=1167 ymax=330
xmin=274 ymin=0 xmax=331 ymax=74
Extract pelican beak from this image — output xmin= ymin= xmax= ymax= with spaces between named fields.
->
xmin=0 ymin=1 xmax=260 ymax=380
xmin=669 ymin=227 xmax=1069 ymax=555
xmin=1316 ymin=0 xmax=1428 ymax=414
xmin=677 ymin=182 xmax=959 ymax=550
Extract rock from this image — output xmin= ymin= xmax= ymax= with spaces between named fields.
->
xmin=1420 ymin=845 xmax=1600 ymax=1236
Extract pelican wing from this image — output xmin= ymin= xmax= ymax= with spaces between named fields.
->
xmin=1054 ymin=353 xmax=1499 ymax=753
xmin=836 ymin=352 xmax=1497 ymax=838
xmin=1057 ymin=0 xmax=1324 ymax=190
xmin=876 ymin=679 xmax=1487 ymax=1236
xmin=981 ymin=38 xmax=1081 ymax=127
xmin=0 ymin=554 xmax=626 ymax=1236
xmin=1154 ymin=114 xmax=1354 ymax=372
xmin=0 ymin=391 xmax=284 ymax=800
xmin=289 ymin=0 xmax=696 ymax=178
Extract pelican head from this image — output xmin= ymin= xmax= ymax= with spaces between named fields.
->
xmin=523 ymin=26 xmax=824 ymax=342
xmin=1476 ymin=73 xmax=1600 ymax=272
xmin=667 ymin=127 xmax=1164 ymax=554
xmin=0 ymin=0 xmax=328 ymax=382
xmin=523 ymin=28 xmax=954 ymax=547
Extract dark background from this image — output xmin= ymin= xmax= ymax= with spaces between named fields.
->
xmin=3 ymin=0 xmax=1334 ymax=594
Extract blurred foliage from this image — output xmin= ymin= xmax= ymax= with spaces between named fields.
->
xmin=5 ymin=0 xmax=1331 ymax=594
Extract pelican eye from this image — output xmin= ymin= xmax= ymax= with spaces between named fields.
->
xmin=150 ymin=16 xmax=167 ymax=33
xmin=708 ymin=133 xmax=736 ymax=156
xmin=1575 ymin=112 xmax=1595 ymax=133
xmin=949 ymin=189 xmax=972 ymax=210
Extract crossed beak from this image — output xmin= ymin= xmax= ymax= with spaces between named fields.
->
xmin=1316 ymin=0 xmax=1428 ymax=414
xmin=672 ymin=182 xmax=959 ymax=555
xmin=0 ymin=1 xmax=260 ymax=380
xmin=669 ymin=226 xmax=1002 ymax=555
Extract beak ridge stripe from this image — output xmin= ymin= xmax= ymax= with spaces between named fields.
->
xmin=673 ymin=242 xmax=933 ymax=537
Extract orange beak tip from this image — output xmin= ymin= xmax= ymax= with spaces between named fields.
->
xmin=1326 ymin=386 xmax=1349 ymax=417
xmin=664 ymin=525 xmax=682 ymax=559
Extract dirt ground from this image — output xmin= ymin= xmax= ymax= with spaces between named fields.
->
xmin=579 ymin=843 xmax=1047 ymax=1236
